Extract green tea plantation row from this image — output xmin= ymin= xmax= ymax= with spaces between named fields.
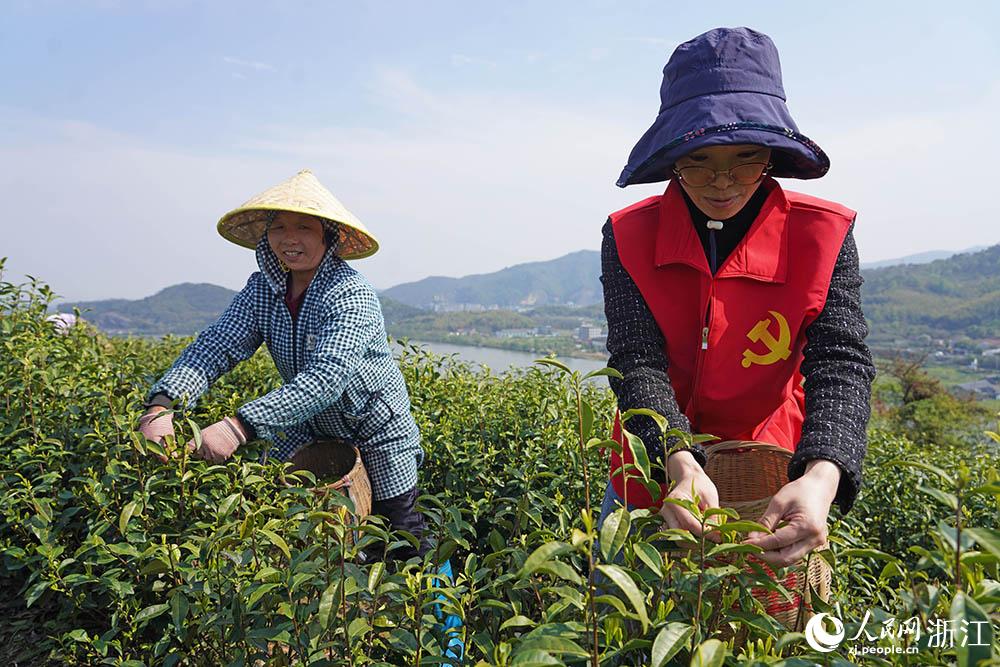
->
xmin=1 ymin=266 xmax=998 ymax=666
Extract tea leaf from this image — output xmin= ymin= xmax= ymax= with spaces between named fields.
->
xmin=518 ymin=542 xmax=570 ymax=578
xmin=318 ymin=581 xmax=338 ymax=628
xmin=706 ymin=543 xmax=762 ymax=558
xmin=622 ymin=427 xmax=652 ymax=482
xmin=633 ymin=541 xmax=663 ymax=574
xmin=689 ymin=638 xmax=726 ymax=667
xmin=600 ymin=507 xmax=631 ymax=562
xmin=348 ymin=616 xmax=370 ymax=639
xmin=510 ymin=649 xmax=562 ymax=665
xmin=515 ymin=636 xmax=589 ymax=657
xmin=968 ymin=481 xmax=1000 ymax=497
xmin=951 ymin=591 xmax=993 ymax=667
xmin=886 ymin=459 xmax=956 ymax=487
xmin=918 ymin=485 xmax=958 ymax=510
xmin=651 ymin=622 xmax=693 ymax=667
xmin=839 ymin=548 xmax=898 ymax=562
xmin=964 ymin=527 xmax=1000 ymax=561
xmin=595 ymin=564 xmax=649 ymax=632
xmin=367 ymin=561 xmax=385 ymax=592
xmin=621 ymin=408 xmax=668 ymax=433
xmin=583 ymin=367 xmax=623 ymax=381
xmin=245 ymin=583 xmax=278 ymax=612
xmin=500 ymin=615 xmax=535 ymax=631
xmin=217 ymin=493 xmax=241 ymax=518
xmin=712 ymin=520 xmax=769 ymax=535
xmin=169 ymin=593 xmax=188 ymax=634
xmin=535 ymin=561 xmax=583 ymax=585
xmin=703 ymin=507 xmax=739 ymax=521
xmin=118 ymin=500 xmax=138 ymax=535
xmin=534 ymin=358 xmax=571 ymax=374
xmin=259 ymin=528 xmax=291 ymax=561
xmin=134 ymin=603 xmax=169 ymax=626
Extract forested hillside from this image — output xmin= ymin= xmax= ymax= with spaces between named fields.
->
xmin=55 ymin=245 xmax=1000 ymax=353
xmin=862 ymin=244 xmax=1000 ymax=342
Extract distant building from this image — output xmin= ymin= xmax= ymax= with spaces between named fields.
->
xmin=954 ymin=379 xmax=1000 ymax=401
xmin=496 ymin=328 xmax=535 ymax=339
xmin=576 ymin=324 xmax=604 ymax=342
xmin=431 ymin=302 xmax=489 ymax=313
xmin=496 ymin=326 xmax=555 ymax=338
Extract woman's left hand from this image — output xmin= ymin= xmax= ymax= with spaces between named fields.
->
xmin=742 ymin=459 xmax=840 ymax=567
xmin=188 ymin=417 xmax=248 ymax=464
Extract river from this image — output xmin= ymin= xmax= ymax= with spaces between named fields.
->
xmin=393 ymin=340 xmax=609 ymax=374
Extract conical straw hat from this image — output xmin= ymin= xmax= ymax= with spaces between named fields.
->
xmin=217 ymin=169 xmax=379 ymax=260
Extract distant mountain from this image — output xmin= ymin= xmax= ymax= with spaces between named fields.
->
xmin=861 ymin=246 xmax=988 ymax=270
xmin=862 ymin=244 xmax=1000 ymax=341
xmin=59 ymin=283 xmax=238 ymax=336
xmin=58 ymin=282 xmax=433 ymax=337
xmin=60 ymin=244 xmax=1000 ymax=347
xmin=379 ymin=296 xmax=424 ymax=326
xmin=382 ymin=250 xmax=601 ymax=309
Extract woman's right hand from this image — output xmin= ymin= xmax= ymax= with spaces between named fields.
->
xmin=658 ymin=450 xmax=721 ymax=540
xmin=138 ymin=407 xmax=175 ymax=462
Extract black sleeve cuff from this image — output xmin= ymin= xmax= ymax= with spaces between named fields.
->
xmin=145 ymin=392 xmax=174 ymax=409
xmin=235 ymin=409 xmax=257 ymax=441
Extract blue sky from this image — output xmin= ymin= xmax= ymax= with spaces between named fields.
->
xmin=3 ymin=1 xmax=998 ymax=300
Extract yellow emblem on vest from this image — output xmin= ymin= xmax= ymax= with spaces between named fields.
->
xmin=742 ymin=310 xmax=792 ymax=368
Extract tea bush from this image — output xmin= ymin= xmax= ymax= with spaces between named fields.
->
xmin=1 ymin=265 xmax=998 ymax=666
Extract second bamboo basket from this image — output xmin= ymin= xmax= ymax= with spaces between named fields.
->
xmin=279 ymin=439 xmax=372 ymax=544
xmin=703 ymin=440 xmax=832 ymax=631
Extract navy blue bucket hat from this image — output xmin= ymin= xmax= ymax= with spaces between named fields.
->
xmin=617 ymin=27 xmax=829 ymax=187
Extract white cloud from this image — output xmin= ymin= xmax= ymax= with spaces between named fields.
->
xmin=797 ymin=83 xmax=1000 ymax=263
xmin=233 ymin=68 xmax=646 ymax=288
xmin=629 ymin=36 xmax=671 ymax=47
xmin=450 ymin=54 xmax=497 ymax=68
xmin=223 ymin=56 xmax=277 ymax=72
xmin=2 ymin=75 xmax=997 ymax=304
xmin=589 ymin=47 xmax=610 ymax=62
xmin=0 ymin=75 xmax=643 ymax=301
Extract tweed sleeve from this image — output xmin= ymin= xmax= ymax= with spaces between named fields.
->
xmin=237 ymin=279 xmax=380 ymax=441
xmin=148 ymin=274 xmax=264 ymax=407
xmin=602 ymin=220 xmax=706 ymax=475
xmin=789 ymin=225 xmax=876 ymax=514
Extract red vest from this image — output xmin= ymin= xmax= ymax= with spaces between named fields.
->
xmin=608 ymin=178 xmax=855 ymax=508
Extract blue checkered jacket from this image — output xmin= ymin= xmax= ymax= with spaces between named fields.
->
xmin=148 ymin=238 xmax=423 ymax=501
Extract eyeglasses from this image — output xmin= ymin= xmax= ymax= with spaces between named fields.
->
xmin=672 ymin=162 xmax=772 ymax=188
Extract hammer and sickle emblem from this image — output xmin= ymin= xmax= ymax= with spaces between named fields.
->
xmin=741 ymin=310 xmax=791 ymax=368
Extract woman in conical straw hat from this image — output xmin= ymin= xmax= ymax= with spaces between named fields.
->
xmin=598 ymin=27 xmax=875 ymax=574
xmin=136 ymin=169 xmax=463 ymax=659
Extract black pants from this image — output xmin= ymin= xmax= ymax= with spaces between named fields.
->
xmin=371 ymin=486 xmax=431 ymax=561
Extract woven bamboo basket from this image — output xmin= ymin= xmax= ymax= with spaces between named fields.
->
xmin=704 ymin=440 xmax=832 ymax=631
xmin=277 ymin=439 xmax=372 ymax=544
